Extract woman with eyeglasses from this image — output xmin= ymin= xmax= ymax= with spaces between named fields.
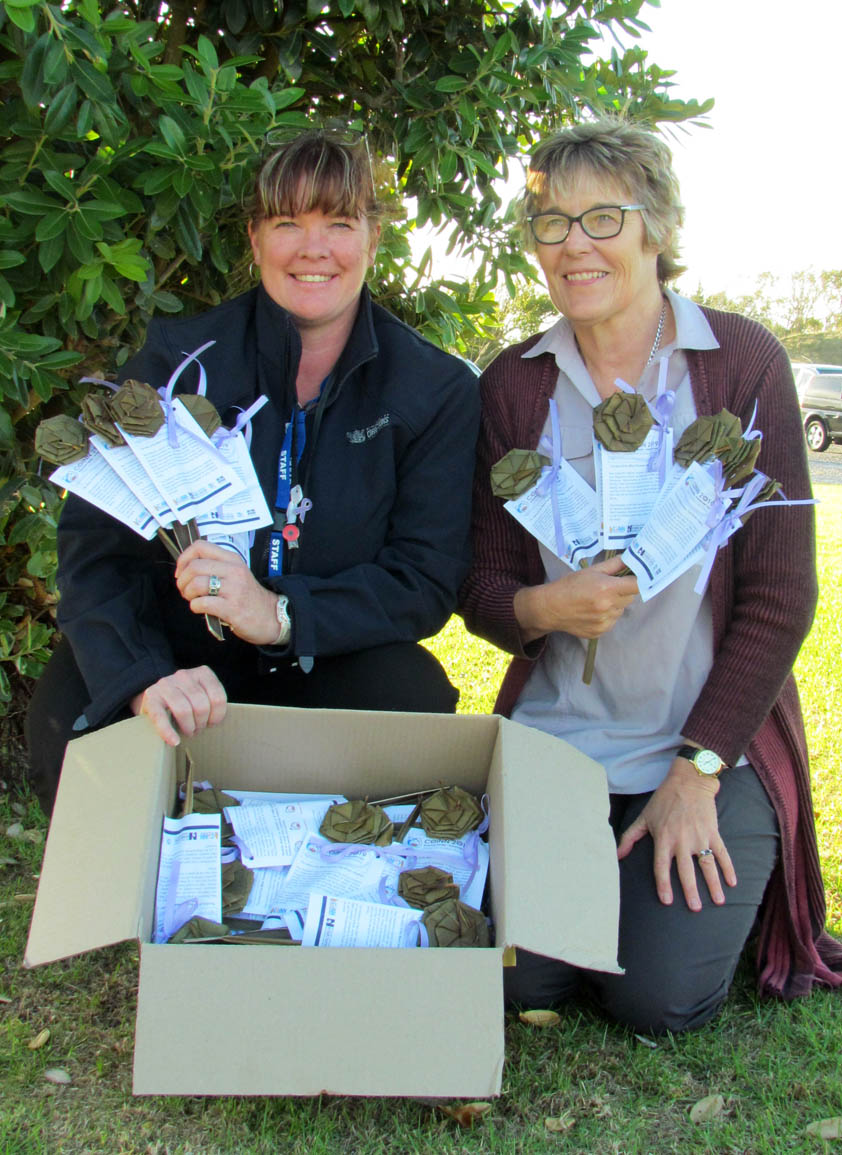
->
xmin=460 ymin=119 xmax=840 ymax=1030
xmin=27 ymin=129 xmax=479 ymax=814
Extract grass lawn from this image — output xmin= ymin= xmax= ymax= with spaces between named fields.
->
xmin=1 ymin=487 xmax=839 ymax=1154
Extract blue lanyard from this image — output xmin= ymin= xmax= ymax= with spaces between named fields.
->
xmin=275 ymin=405 xmax=307 ymax=512
xmin=267 ymin=381 xmax=325 ymax=578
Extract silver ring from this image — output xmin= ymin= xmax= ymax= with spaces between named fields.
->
xmin=697 ymin=848 xmax=714 ymax=859
xmin=208 ymin=574 xmax=221 ymax=597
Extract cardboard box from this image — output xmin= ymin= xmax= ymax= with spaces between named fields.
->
xmin=26 ymin=705 xmax=620 ymax=1098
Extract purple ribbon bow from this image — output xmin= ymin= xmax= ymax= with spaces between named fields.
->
xmin=646 ymin=361 xmax=675 ymax=485
xmin=694 ymin=467 xmax=815 ymax=594
xmin=214 ymin=395 xmax=269 ymax=451
xmin=159 ymin=341 xmax=215 ymax=449
xmin=743 ymin=400 xmax=762 ymax=441
xmin=536 ymin=398 xmax=565 ymax=558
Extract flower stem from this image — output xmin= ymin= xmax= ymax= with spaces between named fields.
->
xmin=581 ymin=550 xmax=618 ymax=686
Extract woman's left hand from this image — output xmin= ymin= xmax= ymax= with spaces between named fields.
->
xmin=616 ymin=759 xmax=737 ymax=912
xmin=175 ymin=540 xmax=281 ymax=646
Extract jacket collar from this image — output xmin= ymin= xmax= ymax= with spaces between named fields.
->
xmin=325 ymin=284 xmax=381 ymax=397
xmin=254 ymin=282 xmax=380 ymax=411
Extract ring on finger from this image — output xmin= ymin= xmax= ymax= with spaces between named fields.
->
xmin=208 ymin=574 xmax=221 ymax=597
xmin=697 ymin=847 xmax=714 ymax=859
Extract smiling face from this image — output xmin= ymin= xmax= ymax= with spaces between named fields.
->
xmin=535 ymin=172 xmax=662 ymax=334
xmin=249 ymin=209 xmax=379 ymax=338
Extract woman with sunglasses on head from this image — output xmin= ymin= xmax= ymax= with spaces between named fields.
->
xmin=27 ymin=129 xmax=479 ymax=815
xmin=460 ymin=118 xmax=840 ymax=1030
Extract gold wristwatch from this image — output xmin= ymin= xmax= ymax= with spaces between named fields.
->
xmin=676 ymin=744 xmax=726 ymax=778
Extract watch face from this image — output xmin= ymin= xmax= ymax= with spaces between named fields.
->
xmin=695 ymin=749 xmax=722 ymax=776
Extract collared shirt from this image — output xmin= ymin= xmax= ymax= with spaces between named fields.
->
xmin=510 ymin=291 xmax=724 ymax=793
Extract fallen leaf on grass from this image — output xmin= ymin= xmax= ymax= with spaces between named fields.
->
xmin=28 ymin=1028 xmax=50 ymax=1050
xmin=544 ymin=1114 xmax=574 ymax=1133
xmin=518 ymin=1009 xmax=560 ymax=1027
xmin=23 ymin=829 xmax=45 ymax=845
xmin=44 ymin=1068 xmax=71 ymax=1086
xmin=440 ymin=1102 xmax=492 ymax=1127
xmin=634 ymin=1033 xmax=658 ymax=1048
xmin=5 ymin=823 xmax=24 ymax=839
xmin=0 ymin=994 xmax=12 ymax=1004
xmin=806 ymin=1117 xmax=842 ymax=1138
xmin=13 ymin=894 xmax=36 ymax=904
xmin=689 ymin=1094 xmax=725 ymax=1123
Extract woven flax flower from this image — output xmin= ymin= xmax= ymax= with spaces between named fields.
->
xmin=80 ymin=393 xmax=125 ymax=446
xmin=398 ymin=866 xmax=460 ymax=910
xmin=109 ymin=379 xmax=165 ymax=436
xmin=420 ymin=786 xmax=484 ymax=840
xmin=490 ymin=448 xmax=549 ymax=498
xmin=319 ymin=799 xmax=394 ymax=846
xmin=34 ymin=415 xmax=89 ymax=465
xmin=592 ymin=391 xmax=654 ymax=452
xmin=422 ymin=898 xmax=490 ymax=947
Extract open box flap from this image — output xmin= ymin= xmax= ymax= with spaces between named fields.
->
xmin=492 ymin=719 xmax=622 ymax=974
xmin=25 ymin=718 xmax=173 ymax=967
xmin=134 ymin=943 xmax=505 ymax=1097
xmin=182 ymin=704 xmax=502 ymax=798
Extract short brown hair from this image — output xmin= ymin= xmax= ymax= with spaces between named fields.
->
xmin=521 ymin=119 xmax=685 ymax=283
xmin=251 ymin=130 xmax=381 ymax=225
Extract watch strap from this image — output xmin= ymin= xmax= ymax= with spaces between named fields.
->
xmin=273 ymin=594 xmax=292 ymax=646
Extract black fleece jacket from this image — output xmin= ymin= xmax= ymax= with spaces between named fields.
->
xmin=57 ymin=285 xmax=479 ymax=727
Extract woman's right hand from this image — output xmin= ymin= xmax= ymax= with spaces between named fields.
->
xmin=130 ymin=666 xmax=228 ymax=747
xmin=514 ymin=554 xmax=639 ymax=642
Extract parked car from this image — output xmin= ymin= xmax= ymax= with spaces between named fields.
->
xmin=790 ymin=361 xmax=842 ymax=399
xmin=797 ymin=366 xmax=842 ymax=452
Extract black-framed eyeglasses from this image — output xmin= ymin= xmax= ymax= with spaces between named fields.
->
xmin=528 ymin=204 xmax=645 ymax=245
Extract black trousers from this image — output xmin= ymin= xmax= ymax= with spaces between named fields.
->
xmin=25 ymin=636 xmax=459 ymax=817
xmin=504 ymin=764 xmax=780 ymax=1034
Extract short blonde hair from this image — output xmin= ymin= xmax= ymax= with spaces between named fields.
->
xmin=251 ymin=130 xmax=382 ymax=225
xmin=520 ymin=119 xmax=685 ymax=283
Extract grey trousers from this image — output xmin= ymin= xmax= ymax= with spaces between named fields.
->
xmin=504 ymin=764 xmax=779 ymax=1034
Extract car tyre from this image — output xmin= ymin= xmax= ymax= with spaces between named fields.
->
xmin=805 ymin=418 xmax=830 ymax=452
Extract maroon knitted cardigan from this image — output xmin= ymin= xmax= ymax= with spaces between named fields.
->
xmin=460 ymin=305 xmax=842 ymax=1000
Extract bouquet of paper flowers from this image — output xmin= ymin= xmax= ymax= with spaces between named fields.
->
xmin=35 ymin=342 xmax=273 ymax=639
xmin=492 ymin=388 xmax=813 ymax=685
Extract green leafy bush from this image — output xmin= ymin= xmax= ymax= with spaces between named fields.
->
xmin=0 ymin=0 xmax=710 ymax=707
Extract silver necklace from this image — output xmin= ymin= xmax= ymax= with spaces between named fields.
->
xmin=645 ymin=297 xmax=667 ymax=366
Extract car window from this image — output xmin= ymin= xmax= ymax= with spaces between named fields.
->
xmin=793 ymin=368 xmax=812 ymax=395
xmin=802 ymin=375 xmax=842 ymax=405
